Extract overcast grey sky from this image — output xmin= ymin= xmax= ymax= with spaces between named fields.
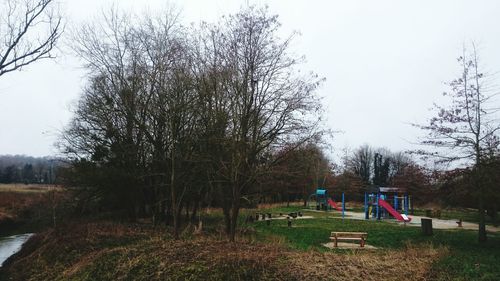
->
xmin=1 ymin=0 xmax=500 ymax=162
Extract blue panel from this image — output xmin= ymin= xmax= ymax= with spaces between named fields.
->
xmin=316 ymin=189 xmax=327 ymax=196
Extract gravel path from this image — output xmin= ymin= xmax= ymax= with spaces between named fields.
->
xmin=312 ymin=209 xmax=500 ymax=233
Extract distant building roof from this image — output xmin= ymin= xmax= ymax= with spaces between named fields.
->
xmin=379 ymin=187 xmax=407 ymax=193
xmin=364 ymin=186 xmax=408 ymax=193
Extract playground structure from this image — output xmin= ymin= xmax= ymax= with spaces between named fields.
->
xmin=364 ymin=187 xmax=412 ymax=222
xmin=305 ymin=187 xmax=411 ymax=223
xmin=308 ymin=188 xmax=345 ymax=218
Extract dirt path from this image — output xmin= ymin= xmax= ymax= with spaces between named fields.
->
xmin=311 ymin=209 xmax=500 ymax=233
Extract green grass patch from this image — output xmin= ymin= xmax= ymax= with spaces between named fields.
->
xmin=412 ymin=208 xmax=499 ymax=225
xmin=252 ymin=207 xmax=500 ymax=280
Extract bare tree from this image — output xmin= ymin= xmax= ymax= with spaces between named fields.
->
xmin=0 ymin=0 xmax=62 ymax=77
xmin=62 ymin=6 xmax=324 ymax=242
xmin=64 ymin=8 xmax=204 ymax=238
xmin=346 ymin=145 xmax=373 ymax=184
xmin=200 ymin=7 xmax=324 ymax=241
xmin=413 ymin=43 xmax=500 ymax=242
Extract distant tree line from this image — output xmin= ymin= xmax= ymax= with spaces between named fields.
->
xmin=60 ymin=6 xmax=324 ymax=241
xmin=0 ymin=155 xmax=61 ymax=184
xmin=262 ymin=143 xmax=333 ymax=207
xmin=333 ymin=145 xmax=433 ymax=202
xmin=437 ymin=156 xmax=500 ymax=225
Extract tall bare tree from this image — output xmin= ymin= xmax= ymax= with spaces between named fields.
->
xmin=0 ymin=0 xmax=62 ymax=77
xmin=64 ymin=8 xmax=206 ymax=237
xmin=200 ymin=7 xmax=324 ymax=241
xmin=414 ymin=43 xmax=500 ymax=242
xmin=62 ymin=6 xmax=324 ymax=242
xmin=346 ymin=145 xmax=373 ymax=184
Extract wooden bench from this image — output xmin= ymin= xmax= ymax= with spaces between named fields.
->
xmin=330 ymin=232 xmax=368 ymax=248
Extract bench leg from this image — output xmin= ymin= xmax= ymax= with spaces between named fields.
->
xmin=334 ymin=237 xmax=338 ymax=248
xmin=360 ymin=238 xmax=365 ymax=248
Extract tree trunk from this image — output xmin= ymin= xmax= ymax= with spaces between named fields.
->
xmin=475 ymin=142 xmax=487 ymax=243
xmin=222 ymin=203 xmax=231 ymax=235
xmin=303 ymin=186 xmax=308 ymax=207
xmin=475 ymin=162 xmax=487 ymax=243
xmin=171 ymin=151 xmax=179 ymax=239
xmin=185 ymin=201 xmax=190 ymax=222
xmin=478 ymin=189 xmax=487 ymax=242
xmin=172 ymin=209 xmax=179 ymax=239
xmin=165 ymin=202 xmax=172 ymax=226
xmin=229 ymin=199 xmax=240 ymax=242
xmin=190 ymin=200 xmax=199 ymax=222
xmin=286 ymin=185 xmax=290 ymax=207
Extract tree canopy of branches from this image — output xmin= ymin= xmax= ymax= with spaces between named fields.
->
xmin=0 ymin=0 xmax=62 ymax=77
xmin=345 ymin=145 xmax=413 ymax=187
xmin=61 ymin=6 xmax=323 ymax=241
xmin=346 ymin=145 xmax=373 ymax=184
xmin=413 ymin=43 xmax=500 ymax=242
xmin=268 ymin=143 xmax=332 ymax=206
xmin=338 ymin=145 xmax=437 ymax=202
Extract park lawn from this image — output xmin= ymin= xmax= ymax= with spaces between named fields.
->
xmin=252 ymin=207 xmax=500 ymax=281
xmin=2 ymin=204 xmax=499 ymax=280
xmin=412 ymin=208 xmax=499 ymax=226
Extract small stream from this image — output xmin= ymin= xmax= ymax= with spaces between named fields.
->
xmin=0 ymin=233 xmax=33 ymax=267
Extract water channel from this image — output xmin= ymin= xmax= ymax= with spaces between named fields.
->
xmin=0 ymin=233 xmax=33 ymax=267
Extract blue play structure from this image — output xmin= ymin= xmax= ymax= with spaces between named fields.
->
xmin=364 ymin=187 xmax=411 ymax=222
xmin=308 ymin=188 xmax=345 ymax=218
xmin=316 ymin=189 xmax=328 ymax=209
xmin=307 ymin=188 xmax=328 ymax=210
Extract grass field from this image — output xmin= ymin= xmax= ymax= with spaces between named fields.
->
xmin=412 ymin=208 xmax=499 ymax=225
xmin=249 ymin=205 xmax=500 ymax=281
xmin=0 ymin=184 xmax=64 ymax=236
xmin=0 ymin=183 xmax=60 ymax=193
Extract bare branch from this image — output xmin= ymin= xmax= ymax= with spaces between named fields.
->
xmin=0 ymin=0 xmax=63 ymax=76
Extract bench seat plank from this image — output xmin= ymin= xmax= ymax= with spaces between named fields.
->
xmin=329 ymin=237 xmax=363 ymax=241
xmin=330 ymin=231 xmax=367 ymax=248
xmin=331 ymin=232 xmax=367 ymax=236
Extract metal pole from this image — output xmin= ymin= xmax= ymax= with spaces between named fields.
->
xmin=405 ymin=194 xmax=409 ymax=216
xmin=364 ymin=192 xmax=368 ymax=219
xmin=409 ymin=195 xmax=413 ymax=215
xmin=376 ymin=193 xmax=380 ymax=220
xmin=342 ymin=193 xmax=345 ymax=220
xmin=394 ymin=193 xmax=398 ymax=211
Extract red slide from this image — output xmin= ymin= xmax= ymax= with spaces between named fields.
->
xmin=378 ymin=198 xmax=411 ymax=222
xmin=327 ymin=198 xmax=342 ymax=211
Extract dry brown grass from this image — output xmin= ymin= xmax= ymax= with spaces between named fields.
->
xmin=0 ymin=183 xmax=61 ymax=193
xmin=257 ymin=202 xmax=305 ymax=209
xmin=2 ymin=222 xmax=296 ymax=280
xmin=1 ymin=220 xmax=449 ymax=281
xmin=287 ymin=242 xmax=448 ymax=281
xmin=0 ymin=184 xmax=56 ymax=217
xmin=0 ymin=191 xmax=46 ymax=226
xmin=0 ymin=184 xmax=68 ymax=233
xmin=0 ymin=191 xmax=44 ymax=211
